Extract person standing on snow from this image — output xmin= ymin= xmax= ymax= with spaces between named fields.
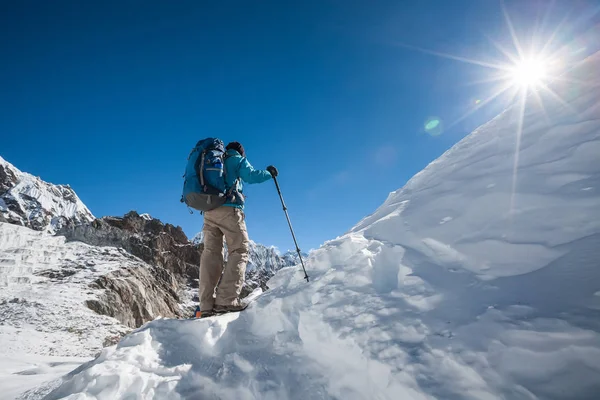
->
xmin=198 ymin=141 xmax=278 ymax=317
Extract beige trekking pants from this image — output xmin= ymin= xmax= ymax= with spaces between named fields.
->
xmin=199 ymin=206 xmax=249 ymax=311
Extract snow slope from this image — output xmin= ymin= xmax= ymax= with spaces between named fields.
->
xmin=0 ymin=223 xmax=133 ymax=359
xmin=0 ymin=157 xmax=94 ymax=233
xmin=23 ymin=57 xmax=600 ymax=399
xmin=0 ymin=354 xmax=89 ymax=400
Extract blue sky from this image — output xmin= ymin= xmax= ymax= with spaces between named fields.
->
xmin=1 ymin=0 xmax=597 ymax=251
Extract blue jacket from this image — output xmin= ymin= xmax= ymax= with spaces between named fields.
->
xmin=223 ymin=149 xmax=272 ymax=208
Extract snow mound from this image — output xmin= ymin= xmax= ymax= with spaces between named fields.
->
xmin=36 ymin=57 xmax=600 ymax=399
xmin=0 ymin=156 xmax=94 ymax=233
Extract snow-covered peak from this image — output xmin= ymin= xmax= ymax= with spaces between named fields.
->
xmin=0 ymin=157 xmax=94 ymax=233
xmin=139 ymin=213 xmax=152 ymax=221
xmin=190 ymin=231 xmax=204 ymax=245
xmin=281 ymin=249 xmax=308 ymax=264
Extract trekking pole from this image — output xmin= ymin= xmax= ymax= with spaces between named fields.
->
xmin=272 ymin=176 xmax=309 ymax=282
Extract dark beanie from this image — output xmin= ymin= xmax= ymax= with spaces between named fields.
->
xmin=226 ymin=141 xmax=245 ymax=157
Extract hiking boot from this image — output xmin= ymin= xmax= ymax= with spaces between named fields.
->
xmin=199 ymin=310 xmax=216 ymax=318
xmin=213 ymin=302 xmax=247 ymax=313
xmin=194 ymin=306 xmax=215 ymax=319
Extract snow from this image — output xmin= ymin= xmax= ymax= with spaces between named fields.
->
xmin=0 ymin=223 xmax=135 ymax=356
xmin=0 ymin=223 xmax=148 ymax=398
xmin=9 ymin=57 xmax=600 ymax=399
xmin=0 ymin=354 xmax=90 ymax=400
xmin=190 ymin=231 xmax=203 ymax=245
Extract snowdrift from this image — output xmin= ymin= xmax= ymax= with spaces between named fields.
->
xmin=35 ymin=58 xmax=600 ymax=399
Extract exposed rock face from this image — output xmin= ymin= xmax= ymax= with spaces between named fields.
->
xmin=64 ymin=211 xmax=302 ymax=312
xmin=0 ymin=159 xmax=18 ymax=193
xmin=60 ymin=211 xmax=201 ymax=284
xmin=58 ymin=211 xmax=202 ymax=325
xmin=0 ymin=156 xmax=94 ymax=232
xmin=86 ymin=263 xmax=183 ymax=328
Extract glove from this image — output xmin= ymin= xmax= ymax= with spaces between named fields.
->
xmin=267 ymin=165 xmax=278 ymax=178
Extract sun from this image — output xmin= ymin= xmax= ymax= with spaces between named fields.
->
xmin=509 ymin=57 xmax=548 ymax=88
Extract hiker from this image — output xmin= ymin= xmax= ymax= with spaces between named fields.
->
xmin=198 ymin=141 xmax=277 ymax=316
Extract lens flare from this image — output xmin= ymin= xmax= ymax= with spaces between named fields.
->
xmin=424 ymin=117 xmax=443 ymax=136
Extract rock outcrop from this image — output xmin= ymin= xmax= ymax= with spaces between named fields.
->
xmin=62 ymin=211 xmax=306 ymax=314
xmin=60 ymin=211 xmax=200 ymax=284
xmin=58 ymin=211 xmax=202 ymax=325
xmin=85 ymin=263 xmax=183 ymax=328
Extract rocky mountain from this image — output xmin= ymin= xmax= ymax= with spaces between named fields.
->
xmin=281 ymin=249 xmax=308 ymax=267
xmin=0 ymin=156 xmax=94 ymax=233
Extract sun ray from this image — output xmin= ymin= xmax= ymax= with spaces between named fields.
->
xmin=537 ymin=0 xmax=560 ymax=39
xmin=502 ymin=85 xmax=524 ymax=111
xmin=538 ymin=82 xmax=580 ymax=115
xmin=484 ymin=34 xmax=520 ymax=65
xmin=529 ymin=5 xmax=544 ymax=55
xmin=446 ymin=83 xmax=517 ymax=129
xmin=539 ymin=9 xmax=573 ymax=56
xmin=551 ymin=75 xmax=599 ymax=87
xmin=509 ymin=88 xmax=527 ymax=223
xmin=458 ymin=74 xmax=511 ymax=87
xmin=393 ymin=41 xmax=511 ymax=71
xmin=501 ymin=0 xmax=525 ymax=60
xmin=529 ymin=87 xmax=552 ymax=125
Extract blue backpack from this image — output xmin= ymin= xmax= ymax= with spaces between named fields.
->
xmin=181 ymin=138 xmax=236 ymax=212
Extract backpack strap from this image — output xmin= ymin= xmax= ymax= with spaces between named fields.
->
xmin=222 ymin=153 xmax=244 ymax=203
xmin=198 ymin=150 xmax=206 ymax=188
xmin=226 ymin=178 xmax=241 ymax=196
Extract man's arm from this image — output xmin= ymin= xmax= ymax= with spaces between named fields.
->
xmin=238 ymin=158 xmax=272 ymax=184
